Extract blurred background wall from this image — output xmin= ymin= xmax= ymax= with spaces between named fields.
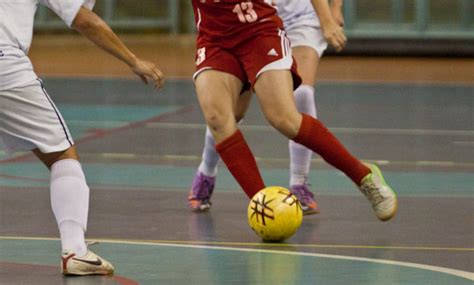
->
xmin=33 ymin=0 xmax=473 ymax=57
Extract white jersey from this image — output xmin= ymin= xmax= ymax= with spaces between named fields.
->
xmin=0 ymin=0 xmax=94 ymax=91
xmin=276 ymin=0 xmax=320 ymax=30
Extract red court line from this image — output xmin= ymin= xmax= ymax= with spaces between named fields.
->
xmin=0 ymin=174 xmax=49 ymax=183
xmin=0 ymin=105 xmax=194 ymax=164
xmin=113 ymin=275 xmax=141 ymax=285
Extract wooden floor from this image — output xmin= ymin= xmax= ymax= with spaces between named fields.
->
xmin=1 ymin=77 xmax=472 ymax=284
xmin=1 ymin=34 xmax=472 ymax=284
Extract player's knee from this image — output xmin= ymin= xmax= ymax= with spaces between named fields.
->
xmin=264 ymin=111 xmax=299 ymax=137
xmin=205 ymin=112 xmax=231 ymax=133
xmin=267 ymin=116 xmax=290 ymax=131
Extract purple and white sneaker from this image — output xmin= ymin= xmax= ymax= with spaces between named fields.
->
xmin=290 ymin=183 xmax=319 ymax=215
xmin=188 ymin=171 xmax=216 ymax=211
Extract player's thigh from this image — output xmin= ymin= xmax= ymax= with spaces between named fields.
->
xmin=292 ymin=46 xmax=320 ymax=86
xmin=194 ymin=69 xmax=243 ymax=118
xmin=254 ymin=70 xmax=302 ymax=138
xmin=254 ymin=69 xmax=297 ymax=115
xmin=194 ymin=70 xmax=243 ymax=141
xmin=193 ymin=45 xmax=247 ymax=139
xmin=238 ymin=29 xmax=302 ymax=137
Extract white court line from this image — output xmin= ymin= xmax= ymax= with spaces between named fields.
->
xmin=65 ymin=120 xmax=474 ymax=136
xmin=143 ymin=122 xmax=474 ymax=136
xmin=74 ymin=153 xmax=474 ymax=168
xmin=0 ymin=236 xmax=473 ymax=281
xmin=1 ymin=150 xmax=473 ymax=168
xmin=453 ymin=141 xmax=474 ymax=146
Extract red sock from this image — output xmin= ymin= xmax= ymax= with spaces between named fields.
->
xmin=215 ymin=130 xmax=266 ymax=198
xmin=293 ymin=114 xmax=370 ymax=186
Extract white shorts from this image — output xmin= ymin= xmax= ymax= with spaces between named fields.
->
xmin=0 ymin=79 xmax=74 ymax=154
xmin=286 ymin=24 xmax=328 ymax=58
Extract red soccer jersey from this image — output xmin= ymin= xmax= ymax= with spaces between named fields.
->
xmin=192 ymin=0 xmax=283 ymax=48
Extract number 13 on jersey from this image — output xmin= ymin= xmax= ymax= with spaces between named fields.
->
xmin=233 ymin=2 xmax=258 ymax=23
xmin=232 ymin=1 xmax=276 ymax=23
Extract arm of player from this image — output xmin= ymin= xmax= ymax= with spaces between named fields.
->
xmin=71 ymin=6 xmax=165 ymax=89
xmin=330 ymin=0 xmax=345 ymax=27
xmin=310 ymin=0 xmax=346 ymax=52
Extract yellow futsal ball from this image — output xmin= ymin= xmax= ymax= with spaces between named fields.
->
xmin=248 ymin=186 xmax=303 ymax=242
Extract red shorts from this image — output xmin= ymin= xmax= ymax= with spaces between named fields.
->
xmin=194 ymin=28 xmax=302 ymax=91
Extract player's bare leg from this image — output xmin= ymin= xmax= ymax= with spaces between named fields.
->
xmin=293 ymin=47 xmax=319 ymax=86
xmin=189 ymin=91 xmax=253 ymax=211
xmin=195 ymin=70 xmax=265 ymax=198
xmin=33 ymin=146 xmax=114 ymax=275
xmin=33 ymin=146 xmax=79 ymax=169
xmin=289 ymin=46 xmax=321 ymax=214
xmin=235 ymin=91 xmax=253 ymax=123
xmin=255 ymin=69 xmax=369 ymax=181
xmin=254 ymin=69 xmax=397 ymax=221
xmin=254 ymin=70 xmax=303 ymax=138
xmin=195 ymin=70 xmax=243 ymax=142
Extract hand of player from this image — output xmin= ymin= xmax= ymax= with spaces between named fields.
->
xmin=321 ymin=20 xmax=346 ymax=52
xmin=330 ymin=4 xmax=345 ymax=27
xmin=130 ymin=58 xmax=165 ymax=89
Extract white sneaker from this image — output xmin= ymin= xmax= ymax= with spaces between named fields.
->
xmin=62 ymin=249 xmax=114 ymax=276
xmin=359 ymin=163 xmax=398 ymax=221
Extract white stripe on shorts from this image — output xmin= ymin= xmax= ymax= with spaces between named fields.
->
xmin=36 ymin=79 xmax=73 ymax=146
xmin=256 ymin=29 xmax=293 ymax=80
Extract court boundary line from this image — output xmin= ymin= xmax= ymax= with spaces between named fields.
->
xmin=59 ymin=120 xmax=473 ymax=136
xmin=3 ymin=153 xmax=473 ymax=169
xmin=1 ymin=236 xmax=472 ymax=252
xmin=1 ymin=236 xmax=473 ymax=281
xmin=1 ymin=185 xmax=473 ymax=199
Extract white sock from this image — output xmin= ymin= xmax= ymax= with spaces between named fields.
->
xmin=290 ymin=85 xmax=317 ymax=186
xmin=198 ymin=126 xmax=220 ymax=177
xmin=50 ymin=159 xmax=89 ymax=257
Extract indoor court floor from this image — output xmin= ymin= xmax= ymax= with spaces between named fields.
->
xmin=0 ymin=77 xmax=473 ymax=284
